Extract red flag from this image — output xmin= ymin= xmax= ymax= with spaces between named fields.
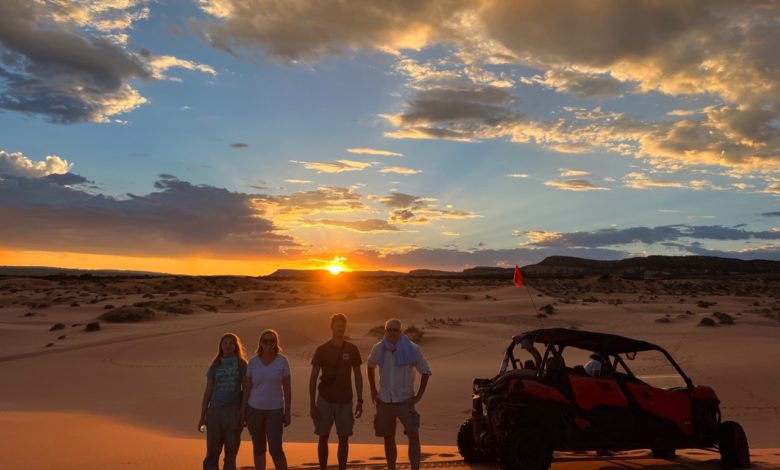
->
xmin=513 ymin=265 xmax=523 ymax=287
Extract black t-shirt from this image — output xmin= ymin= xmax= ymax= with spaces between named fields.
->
xmin=311 ymin=340 xmax=362 ymax=403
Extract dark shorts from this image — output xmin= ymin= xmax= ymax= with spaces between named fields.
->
xmin=245 ymin=406 xmax=284 ymax=457
xmin=314 ymin=396 xmax=354 ymax=437
xmin=373 ymin=401 xmax=420 ymax=437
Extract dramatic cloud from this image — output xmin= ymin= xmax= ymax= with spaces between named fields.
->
xmin=0 ymin=0 xmax=214 ymax=123
xmin=251 ymin=186 xmax=369 ymax=221
xmin=378 ymin=192 xmax=426 ymax=208
xmin=292 ymin=159 xmax=373 ymax=173
xmin=346 ymin=148 xmax=403 ymax=157
xmin=544 ymin=179 xmax=609 ymax=191
xmin=761 ymin=212 xmax=780 ymax=217
xmin=522 ymin=69 xmax=625 ymax=98
xmin=229 ymin=142 xmax=248 ymax=149
xmin=0 ymin=150 xmax=72 ymax=178
xmin=197 ymin=0 xmax=468 ymax=62
xmin=508 ymin=173 xmax=528 ymax=179
xmin=0 ymin=173 xmax=296 ymax=257
xmin=525 ymin=224 xmax=780 ymax=249
xmin=284 ymin=179 xmax=312 ymax=184
xmin=302 ymin=218 xmax=403 ymax=233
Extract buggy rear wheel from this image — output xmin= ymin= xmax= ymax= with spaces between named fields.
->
xmin=457 ymin=418 xmax=492 ymax=463
xmin=719 ymin=421 xmax=750 ymax=468
xmin=501 ymin=426 xmax=553 ymax=470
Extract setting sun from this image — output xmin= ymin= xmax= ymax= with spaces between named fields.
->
xmin=327 ymin=264 xmax=344 ymax=275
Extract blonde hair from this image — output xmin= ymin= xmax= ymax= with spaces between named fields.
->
xmin=255 ymin=329 xmax=282 ymax=356
xmin=212 ymin=333 xmax=248 ymax=367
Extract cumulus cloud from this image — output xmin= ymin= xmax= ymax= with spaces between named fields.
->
xmin=623 ymin=172 xmax=727 ymax=191
xmin=0 ymin=150 xmax=72 ymax=178
xmin=346 ymin=148 xmax=403 ymax=157
xmin=383 ymin=85 xmax=522 ymax=142
xmin=197 ymin=0 xmax=468 ymax=62
xmin=0 ymin=0 xmax=215 ymax=123
xmin=508 ymin=173 xmax=529 ymax=178
xmin=292 ymin=159 xmax=373 ymax=173
xmin=544 ymin=179 xmax=609 ymax=191
xmin=522 ymin=69 xmax=626 ymax=98
xmin=284 ymin=179 xmax=312 ymax=184
xmin=0 ymin=173 xmax=296 ymax=257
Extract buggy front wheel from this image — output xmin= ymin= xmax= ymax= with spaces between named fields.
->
xmin=501 ymin=426 xmax=553 ymax=470
xmin=719 ymin=421 xmax=750 ymax=468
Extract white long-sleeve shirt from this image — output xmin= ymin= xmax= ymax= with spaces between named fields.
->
xmin=367 ymin=341 xmax=431 ymax=403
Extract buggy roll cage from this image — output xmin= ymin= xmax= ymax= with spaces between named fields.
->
xmin=499 ymin=328 xmax=694 ymax=389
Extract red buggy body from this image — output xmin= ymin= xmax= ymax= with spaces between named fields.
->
xmin=457 ymin=328 xmax=750 ymax=470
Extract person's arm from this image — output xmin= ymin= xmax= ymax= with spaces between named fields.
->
xmin=367 ymin=366 xmax=378 ymax=405
xmin=309 ymin=365 xmax=320 ymax=423
xmin=283 ymin=375 xmax=292 ymax=427
xmin=353 ymin=364 xmax=364 ymax=418
xmin=240 ymin=376 xmax=251 ymax=427
xmin=199 ymin=378 xmax=214 ymax=431
xmin=407 ymin=373 xmax=430 ymax=405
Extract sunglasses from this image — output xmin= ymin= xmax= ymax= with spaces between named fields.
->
xmin=385 ymin=327 xmax=400 ymax=332
xmin=261 ymin=338 xmax=276 ymax=344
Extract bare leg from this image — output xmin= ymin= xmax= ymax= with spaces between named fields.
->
xmin=253 ymin=453 xmax=266 ymax=470
xmin=408 ymin=432 xmax=421 ymax=470
xmin=337 ymin=436 xmax=349 ymax=470
xmin=384 ymin=435 xmax=397 ymax=470
xmin=317 ymin=434 xmax=329 ymax=470
xmin=270 ymin=452 xmax=288 ymax=470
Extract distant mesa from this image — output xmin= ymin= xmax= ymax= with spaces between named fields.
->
xmin=0 ymin=266 xmax=166 ymax=277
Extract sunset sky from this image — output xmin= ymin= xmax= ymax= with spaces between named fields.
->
xmin=1 ymin=0 xmax=779 ymax=275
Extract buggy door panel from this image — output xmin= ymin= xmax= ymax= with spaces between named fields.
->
xmin=568 ymin=375 xmax=636 ymax=445
xmin=625 ymin=382 xmax=693 ymax=436
xmin=569 ymin=375 xmax=628 ymax=410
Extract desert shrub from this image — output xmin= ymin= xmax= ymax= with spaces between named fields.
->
xmin=655 ymin=317 xmax=671 ymax=323
xmin=99 ymin=306 xmax=155 ymax=322
xmin=84 ymin=321 xmax=101 ymax=332
xmin=104 ymin=305 xmax=115 ymax=309
xmin=712 ymin=312 xmax=734 ymax=324
xmin=698 ymin=317 xmax=717 ymax=326
xmin=404 ymin=325 xmax=424 ymax=343
xmin=540 ymin=304 xmax=556 ymax=315
xmin=697 ymin=300 xmax=716 ymax=308
xmin=49 ymin=323 xmax=66 ymax=331
xmin=200 ymin=304 xmax=218 ymax=312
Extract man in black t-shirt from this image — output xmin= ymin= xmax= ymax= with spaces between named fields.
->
xmin=309 ymin=313 xmax=364 ymax=470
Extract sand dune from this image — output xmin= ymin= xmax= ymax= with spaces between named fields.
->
xmin=1 ymin=276 xmax=779 ymax=468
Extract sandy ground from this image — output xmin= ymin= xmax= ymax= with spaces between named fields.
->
xmin=1 ymin=275 xmax=779 ymax=469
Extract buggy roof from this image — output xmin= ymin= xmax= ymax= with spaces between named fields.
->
xmin=512 ymin=328 xmax=661 ymax=355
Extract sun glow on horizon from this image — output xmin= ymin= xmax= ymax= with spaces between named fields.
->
xmin=325 ymin=256 xmax=348 ymax=275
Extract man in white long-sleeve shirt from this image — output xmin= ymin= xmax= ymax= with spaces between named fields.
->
xmin=367 ymin=318 xmax=432 ymax=470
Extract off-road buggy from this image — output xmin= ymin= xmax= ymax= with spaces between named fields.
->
xmin=458 ymin=328 xmax=750 ymax=470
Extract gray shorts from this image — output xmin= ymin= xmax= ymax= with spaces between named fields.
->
xmin=373 ymin=401 xmax=420 ymax=437
xmin=314 ymin=396 xmax=354 ymax=437
xmin=245 ymin=406 xmax=284 ymax=457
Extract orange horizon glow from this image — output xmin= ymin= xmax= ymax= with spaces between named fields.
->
xmin=0 ymin=249 xmax=408 ymax=276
